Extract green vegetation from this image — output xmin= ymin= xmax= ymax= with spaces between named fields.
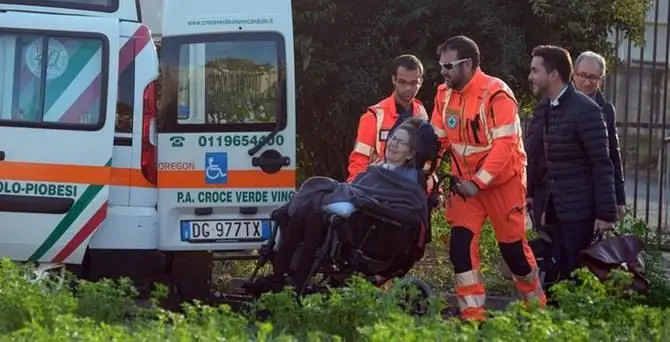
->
xmin=1 ymin=213 xmax=669 ymax=341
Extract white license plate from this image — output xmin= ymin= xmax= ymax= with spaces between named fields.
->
xmin=180 ymin=219 xmax=270 ymax=243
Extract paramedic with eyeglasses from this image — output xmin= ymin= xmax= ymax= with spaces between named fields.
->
xmin=430 ymin=35 xmax=546 ymax=321
xmin=346 ymin=54 xmax=429 ymax=182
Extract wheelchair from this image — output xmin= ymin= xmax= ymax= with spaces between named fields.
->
xmin=242 ymin=123 xmax=462 ymax=315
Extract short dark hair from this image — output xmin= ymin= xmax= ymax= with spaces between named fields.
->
xmin=392 ymin=54 xmax=424 ymax=76
xmin=436 ymin=35 xmax=480 ymax=69
xmin=531 ymin=45 xmax=573 ymax=83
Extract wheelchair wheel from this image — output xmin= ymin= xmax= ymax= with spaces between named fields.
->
xmin=391 ymin=276 xmax=435 ymax=316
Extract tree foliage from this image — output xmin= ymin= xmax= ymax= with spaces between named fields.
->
xmin=292 ymin=0 xmax=651 ymax=181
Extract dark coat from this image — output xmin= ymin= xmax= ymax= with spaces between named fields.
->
xmin=592 ymin=91 xmax=626 ymax=205
xmin=525 ymin=99 xmax=550 ymax=224
xmin=527 ymin=84 xmax=617 ymax=223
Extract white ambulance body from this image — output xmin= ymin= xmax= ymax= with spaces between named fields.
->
xmin=0 ymin=0 xmax=159 ymax=264
xmin=0 ymin=0 xmax=296 ymax=302
xmin=154 ymin=0 xmax=296 ymax=253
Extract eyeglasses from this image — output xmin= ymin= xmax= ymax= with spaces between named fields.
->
xmin=388 ymin=135 xmax=410 ymax=147
xmin=575 ymin=72 xmax=603 ymax=82
xmin=439 ymin=58 xmax=471 ymax=71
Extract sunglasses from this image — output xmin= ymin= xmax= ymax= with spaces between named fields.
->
xmin=439 ymin=58 xmax=471 ymax=71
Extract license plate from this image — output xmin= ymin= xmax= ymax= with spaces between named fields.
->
xmin=180 ymin=219 xmax=270 ymax=243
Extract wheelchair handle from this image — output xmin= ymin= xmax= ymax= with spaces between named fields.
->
xmin=433 ymin=171 xmax=466 ymax=201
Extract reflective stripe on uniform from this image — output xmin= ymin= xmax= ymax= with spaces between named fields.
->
xmin=458 ymin=294 xmax=487 ymax=309
xmin=451 ymin=142 xmax=491 ymax=156
xmin=511 ymin=267 xmax=539 ymax=282
xmin=434 ymin=127 xmax=447 ymax=138
xmin=512 ymin=268 xmax=546 ymax=304
xmin=441 ymin=88 xmax=454 ymax=130
xmin=491 ymin=120 xmax=521 ymax=139
xmin=374 ymin=107 xmax=385 ymax=157
xmin=354 ymin=141 xmax=373 ymax=156
xmin=478 ymin=86 xmax=492 ymax=144
xmin=475 ymin=169 xmax=493 ymax=185
xmin=454 ymin=270 xmax=486 ymax=312
xmin=455 ymin=270 xmax=484 ymax=286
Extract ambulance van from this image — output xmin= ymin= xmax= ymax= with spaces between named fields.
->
xmin=0 ymin=0 xmax=296 ymax=303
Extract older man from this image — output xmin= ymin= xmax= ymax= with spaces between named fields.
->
xmin=573 ymin=51 xmax=626 ymax=220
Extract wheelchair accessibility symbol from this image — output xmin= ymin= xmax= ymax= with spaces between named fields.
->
xmin=204 ymin=152 xmax=228 ymax=184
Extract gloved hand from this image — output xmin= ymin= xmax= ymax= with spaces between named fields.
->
xmin=454 ymin=179 xmax=479 ymax=198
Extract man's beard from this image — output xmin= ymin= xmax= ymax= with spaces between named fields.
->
xmin=446 ymin=77 xmax=464 ymax=90
xmin=532 ymin=84 xmax=548 ymax=100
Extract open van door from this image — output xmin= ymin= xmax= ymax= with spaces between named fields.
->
xmin=0 ymin=11 xmax=119 ymax=264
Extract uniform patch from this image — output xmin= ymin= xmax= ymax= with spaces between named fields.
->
xmin=379 ymin=129 xmax=389 ymax=141
xmin=447 ymin=115 xmax=458 ymax=128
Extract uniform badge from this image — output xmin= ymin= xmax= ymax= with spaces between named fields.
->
xmin=447 ymin=115 xmax=458 ymax=128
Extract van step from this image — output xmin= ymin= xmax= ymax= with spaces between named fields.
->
xmin=212 ymin=251 xmax=260 ymax=261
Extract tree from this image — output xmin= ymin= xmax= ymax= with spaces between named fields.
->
xmin=292 ymin=0 xmax=651 ymax=181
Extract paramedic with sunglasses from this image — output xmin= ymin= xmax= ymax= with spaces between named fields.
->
xmin=430 ymin=35 xmax=546 ymax=321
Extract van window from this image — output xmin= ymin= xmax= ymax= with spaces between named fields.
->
xmin=1 ymin=0 xmax=118 ymax=12
xmin=158 ymin=32 xmax=286 ymax=133
xmin=115 ymin=56 xmax=134 ymax=134
xmin=0 ymin=31 xmax=107 ymax=130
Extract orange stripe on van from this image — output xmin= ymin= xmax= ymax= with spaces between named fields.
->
xmin=0 ymin=161 xmax=110 ymax=185
xmin=0 ymin=161 xmax=154 ymax=188
xmin=0 ymin=162 xmax=291 ymax=189
xmin=157 ymin=170 xmax=296 ymax=188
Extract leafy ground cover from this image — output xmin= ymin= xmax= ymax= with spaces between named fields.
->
xmin=2 ymin=213 xmax=670 ymax=341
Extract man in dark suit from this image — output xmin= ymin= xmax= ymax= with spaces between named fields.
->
xmin=573 ymin=51 xmax=627 ymax=220
xmin=526 ymin=45 xmax=617 ymax=282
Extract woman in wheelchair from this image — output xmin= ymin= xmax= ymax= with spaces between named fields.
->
xmin=244 ymin=117 xmax=442 ymax=297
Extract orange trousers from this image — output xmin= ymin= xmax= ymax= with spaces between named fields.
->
xmin=445 ymin=173 xmax=546 ymax=321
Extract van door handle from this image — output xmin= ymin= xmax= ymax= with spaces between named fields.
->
xmin=0 ymin=151 xmax=5 ymax=161
xmin=252 ymin=156 xmax=290 ymax=167
xmin=251 ymin=149 xmax=290 ymax=174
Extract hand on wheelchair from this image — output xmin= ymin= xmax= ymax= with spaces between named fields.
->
xmin=435 ymin=171 xmax=473 ymax=200
xmin=454 ymin=180 xmax=479 ymax=197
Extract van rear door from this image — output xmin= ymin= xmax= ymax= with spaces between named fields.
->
xmin=156 ymin=30 xmax=296 ymax=251
xmin=0 ymin=11 xmax=119 ymax=263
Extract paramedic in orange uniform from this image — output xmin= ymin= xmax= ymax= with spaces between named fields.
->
xmin=347 ymin=54 xmax=429 ymax=182
xmin=430 ymin=36 xmax=546 ymax=321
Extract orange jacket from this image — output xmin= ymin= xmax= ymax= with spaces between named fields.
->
xmin=430 ymin=68 xmax=527 ymax=190
xmin=347 ymin=93 xmax=428 ymax=182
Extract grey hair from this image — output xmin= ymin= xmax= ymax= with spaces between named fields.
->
xmin=575 ymin=51 xmax=607 ymax=76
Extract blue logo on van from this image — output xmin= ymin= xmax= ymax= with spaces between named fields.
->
xmin=205 ymin=152 xmax=228 ymax=184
